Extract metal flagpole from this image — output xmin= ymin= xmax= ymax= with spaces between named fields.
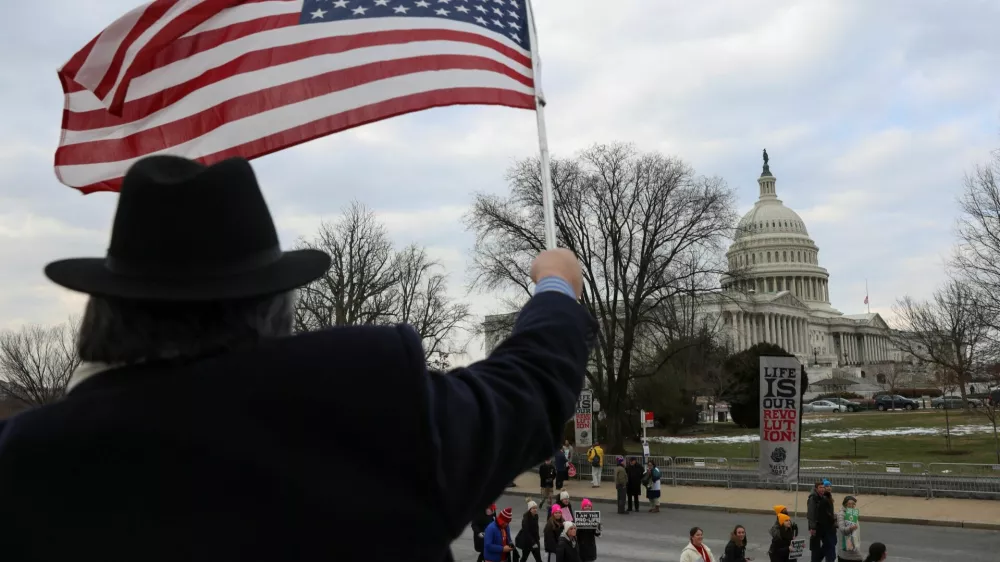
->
xmin=525 ymin=0 xmax=557 ymax=250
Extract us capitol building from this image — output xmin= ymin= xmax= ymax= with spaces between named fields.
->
xmin=718 ymin=152 xmax=897 ymax=369
xmin=484 ymin=153 xmax=906 ymax=379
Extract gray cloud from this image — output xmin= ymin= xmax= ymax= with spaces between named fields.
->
xmin=1 ymin=0 xmax=998 ymax=363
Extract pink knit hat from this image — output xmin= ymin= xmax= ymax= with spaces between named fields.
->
xmin=551 ymin=505 xmax=562 ymax=516
xmin=581 ymin=498 xmax=593 ymax=509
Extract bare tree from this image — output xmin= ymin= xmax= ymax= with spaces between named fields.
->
xmin=872 ymin=362 xmax=908 ymax=396
xmin=0 ymin=321 xmax=80 ymax=407
xmin=953 ymin=147 xmax=1000 ymax=329
xmin=931 ymin=366 xmax=960 ymax=452
xmin=891 ymin=280 xmax=989 ymax=404
xmin=389 ymin=245 xmax=472 ymax=369
xmin=294 ymin=203 xmax=470 ymax=367
xmin=970 ymin=361 xmax=1000 ymax=463
xmin=467 ymin=142 xmax=739 ymax=451
xmin=294 ymin=202 xmax=399 ymax=332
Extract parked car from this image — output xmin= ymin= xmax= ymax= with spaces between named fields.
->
xmin=806 ymin=400 xmax=846 ymax=413
xmin=825 ymin=397 xmax=862 ymax=412
xmin=874 ymin=394 xmax=921 ymax=411
xmin=931 ymin=396 xmax=983 ymax=409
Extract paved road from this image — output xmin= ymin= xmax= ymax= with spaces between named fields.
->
xmin=450 ymin=494 xmax=1000 ymax=561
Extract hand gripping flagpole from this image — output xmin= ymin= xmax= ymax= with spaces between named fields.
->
xmin=526 ymin=0 xmax=558 ymax=250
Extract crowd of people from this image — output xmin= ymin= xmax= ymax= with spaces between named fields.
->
xmin=473 ymin=463 xmax=892 ymax=562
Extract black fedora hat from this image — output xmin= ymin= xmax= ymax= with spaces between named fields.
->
xmin=45 ymin=155 xmax=331 ymax=301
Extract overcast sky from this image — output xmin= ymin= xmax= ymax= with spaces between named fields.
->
xmin=1 ymin=0 xmax=998 ymax=362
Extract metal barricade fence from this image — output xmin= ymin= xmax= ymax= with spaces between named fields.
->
xmin=798 ymin=459 xmax=856 ymax=494
xmin=670 ymin=457 xmax=729 ymax=488
xmin=928 ymin=463 xmax=1000 ymax=500
xmin=725 ymin=457 xmax=775 ymax=490
xmin=852 ymin=461 xmax=928 ymax=497
xmin=545 ymin=453 xmax=999 ymax=499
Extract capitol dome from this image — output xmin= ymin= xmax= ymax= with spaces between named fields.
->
xmin=722 ymin=152 xmax=836 ymax=314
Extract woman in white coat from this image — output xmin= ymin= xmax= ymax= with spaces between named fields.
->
xmin=680 ymin=527 xmax=714 ymax=562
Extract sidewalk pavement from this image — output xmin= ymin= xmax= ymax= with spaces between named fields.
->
xmin=506 ymin=472 xmax=1000 ymax=530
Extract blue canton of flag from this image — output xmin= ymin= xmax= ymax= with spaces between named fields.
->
xmin=300 ymin=0 xmax=531 ymax=47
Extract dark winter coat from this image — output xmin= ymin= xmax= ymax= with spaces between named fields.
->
xmin=539 ymin=463 xmax=557 ymax=488
xmin=769 ymin=526 xmax=795 ymax=562
xmin=0 ymin=291 xmax=595 ymax=562
xmin=515 ymin=511 xmax=540 ymax=550
xmin=556 ymin=536 xmax=582 ymax=562
xmin=807 ymin=490 xmax=835 ymax=532
xmin=554 ymin=450 xmax=568 ymax=473
xmin=576 ymin=523 xmax=601 ymax=561
xmin=625 ymin=462 xmax=644 ymax=494
xmin=724 ymin=538 xmax=748 ymax=562
xmin=544 ymin=520 xmax=562 ymax=553
xmin=472 ymin=512 xmax=496 ymax=553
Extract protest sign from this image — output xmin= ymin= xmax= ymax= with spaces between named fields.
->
xmin=575 ymin=390 xmax=593 ymax=447
xmin=789 ymin=538 xmax=806 ymax=559
xmin=573 ymin=510 xmax=601 ymax=529
xmin=841 ymin=507 xmax=860 ymax=552
xmin=759 ymin=356 xmax=803 ymax=483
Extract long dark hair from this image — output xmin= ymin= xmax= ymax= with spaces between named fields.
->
xmin=729 ymin=525 xmax=747 ymax=545
xmin=863 ymin=542 xmax=886 ymax=562
xmin=78 ymin=292 xmax=294 ymax=363
xmin=689 ymin=527 xmax=703 ymax=540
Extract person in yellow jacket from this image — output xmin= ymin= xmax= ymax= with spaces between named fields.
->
xmin=586 ymin=442 xmax=604 ymax=487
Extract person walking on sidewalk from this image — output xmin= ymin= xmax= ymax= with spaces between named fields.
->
xmin=485 ymin=507 xmax=516 ymax=562
xmin=614 ymin=457 xmax=628 ymax=514
xmin=575 ymin=499 xmax=602 ymax=562
xmin=473 ymin=505 xmax=498 ymax=562
xmin=516 ymin=499 xmax=543 ymax=562
xmin=680 ymin=527 xmax=715 ymax=562
xmin=557 ymin=491 xmax=575 ymax=522
xmin=554 ymin=448 xmax=569 ymax=490
xmin=808 ymin=482 xmax=836 ymax=562
xmin=563 ymin=440 xmax=575 ymax=465
xmin=835 ymin=496 xmax=862 ymax=562
xmin=556 ymin=521 xmax=581 ymax=562
xmin=540 ymin=458 xmax=557 ymax=512
xmin=769 ymin=514 xmax=795 ymax=562
xmin=643 ymin=459 xmax=662 ymax=513
xmin=544 ymin=506 xmax=565 ymax=562
xmin=724 ymin=524 xmax=750 ymax=562
xmin=625 ymin=457 xmax=643 ymax=513
xmin=587 ymin=442 xmax=604 ymax=487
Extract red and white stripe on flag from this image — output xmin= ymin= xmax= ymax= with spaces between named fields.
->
xmin=55 ymin=0 xmax=537 ymax=193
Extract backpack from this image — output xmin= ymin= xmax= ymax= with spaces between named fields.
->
xmin=590 ymin=449 xmax=600 ymax=467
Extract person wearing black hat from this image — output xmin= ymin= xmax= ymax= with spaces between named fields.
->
xmin=0 ymin=156 xmax=595 ymax=561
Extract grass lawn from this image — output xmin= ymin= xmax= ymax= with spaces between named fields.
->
xmin=626 ymin=410 xmax=1000 ymax=466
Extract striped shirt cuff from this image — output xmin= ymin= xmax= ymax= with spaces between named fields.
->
xmin=534 ymin=277 xmax=576 ymax=299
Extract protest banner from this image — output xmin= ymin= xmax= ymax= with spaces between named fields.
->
xmin=573 ymin=511 xmax=601 ymax=530
xmin=759 ymin=356 xmax=804 ymax=483
xmin=575 ymin=390 xmax=594 ymax=447
xmin=842 ymin=507 xmax=860 ymax=553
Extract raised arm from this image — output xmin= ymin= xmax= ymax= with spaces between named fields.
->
xmin=421 ymin=250 xmax=594 ymax=536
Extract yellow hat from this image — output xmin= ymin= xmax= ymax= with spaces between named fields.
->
xmin=773 ymin=505 xmax=786 ymax=516
xmin=777 ymin=513 xmax=792 ymax=525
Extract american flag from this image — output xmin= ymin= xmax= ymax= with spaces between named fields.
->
xmin=55 ymin=0 xmax=536 ymax=193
